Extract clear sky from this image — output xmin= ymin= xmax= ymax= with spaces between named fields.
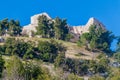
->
xmin=0 ymin=0 xmax=120 ymax=36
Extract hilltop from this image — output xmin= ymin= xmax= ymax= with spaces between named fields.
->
xmin=22 ymin=12 xmax=106 ymax=42
xmin=0 ymin=12 xmax=119 ymax=80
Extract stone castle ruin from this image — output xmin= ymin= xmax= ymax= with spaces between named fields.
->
xmin=22 ymin=13 xmax=52 ymax=37
xmin=22 ymin=12 xmax=105 ymax=41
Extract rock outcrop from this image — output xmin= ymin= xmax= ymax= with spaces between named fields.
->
xmin=22 ymin=13 xmax=106 ymax=40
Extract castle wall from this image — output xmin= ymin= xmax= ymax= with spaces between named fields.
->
xmin=22 ymin=13 xmax=106 ymax=40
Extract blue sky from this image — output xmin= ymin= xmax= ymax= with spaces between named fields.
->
xmin=0 ymin=0 xmax=120 ymax=36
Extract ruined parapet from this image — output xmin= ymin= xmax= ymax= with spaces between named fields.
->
xmin=70 ymin=17 xmax=105 ymax=35
xmin=69 ymin=17 xmax=106 ymax=42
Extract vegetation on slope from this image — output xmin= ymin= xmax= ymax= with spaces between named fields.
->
xmin=0 ymin=17 xmax=120 ymax=80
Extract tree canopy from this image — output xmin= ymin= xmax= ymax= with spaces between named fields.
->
xmin=0 ymin=19 xmax=22 ymax=36
xmin=36 ymin=15 xmax=70 ymax=40
xmin=78 ymin=25 xmax=115 ymax=53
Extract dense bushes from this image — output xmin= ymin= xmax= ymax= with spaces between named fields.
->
xmin=37 ymin=40 xmax=58 ymax=62
xmin=37 ymin=40 xmax=66 ymax=63
xmin=5 ymin=56 xmax=52 ymax=80
xmin=0 ymin=54 xmax=4 ymax=78
xmin=55 ymin=54 xmax=109 ymax=76
xmin=0 ymin=15 xmax=119 ymax=80
xmin=4 ymin=38 xmax=36 ymax=59
xmin=6 ymin=56 xmax=25 ymax=80
xmin=1 ymin=38 xmax=66 ymax=63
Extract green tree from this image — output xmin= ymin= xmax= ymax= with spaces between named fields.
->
xmin=0 ymin=45 xmax=5 ymax=55
xmin=0 ymin=54 xmax=4 ymax=78
xmin=0 ymin=22 xmax=4 ymax=36
xmin=36 ymin=15 xmax=53 ymax=38
xmin=114 ymin=37 xmax=120 ymax=62
xmin=8 ymin=20 xmax=21 ymax=36
xmin=4 ymin=38 xmax=36 ymax=59
xmin=12 ymin=40 xmax=35 ymax=59
xmin=24 ymin=62 xmax=43 ymax=80
xmin=114 ymin=52 xmax=120 ymax=62
xmin=6 ymin=56 xmax=52 ymax=80
xmin=6 ymin=56 xmax=25 ymax=80
xmin=5 ymin=38 xmax=16 ymax=55
xmin=53 ymin=17 xmax=69 ymax=40
xmin=113 ymin=37 xmax=120 ymax=62
xmin=0 ymin=18 xmax=9 ymax=36
xmin=37 ymin=41 xmax=58 ymax=63
xmin=65 ymin=33 xmax=73 ymax=41
xmin=0 ymin=19 xmax=21 ymax=36
xmin=24 ymin=61 xmax=51 ymax=80
xmin=78 ymin=25 xmax=115 ymax=53
xmin=36 ymin=16 xmax=69 ymax=40
xmin=54 ymin=53 xmax=65 ymax=67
